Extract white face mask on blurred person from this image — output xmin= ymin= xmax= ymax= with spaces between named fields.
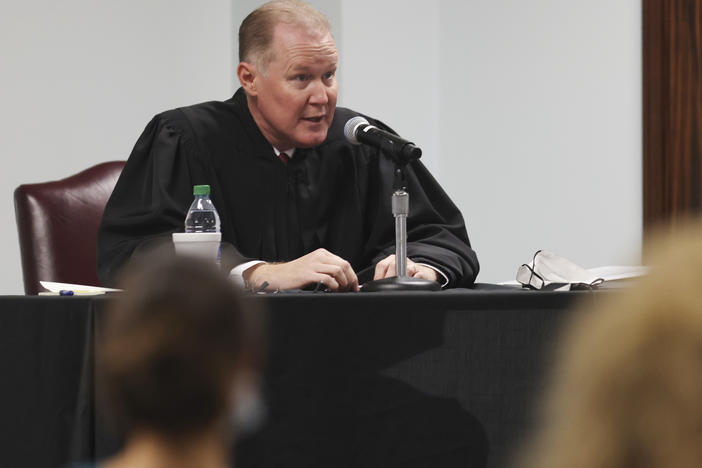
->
xmin=230 ymin=374 xmax=266 ymax=435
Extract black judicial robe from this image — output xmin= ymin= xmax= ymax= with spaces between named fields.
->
xmin=97 ymin=88 xmax=479 ymax=288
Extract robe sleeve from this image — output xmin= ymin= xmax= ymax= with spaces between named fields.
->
xmin=97 ymin=113 xmax=207 ymax=286
xmin=403 ymin=160 xmax=480 ymax=287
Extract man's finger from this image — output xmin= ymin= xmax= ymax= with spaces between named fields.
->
xmin=412 ymin=269 xmax=427 ymax=280
xmin=318 ymin=255 xmax=357 ymax=286
xmin=315 ymin=274 xmax=340 ymax=291
xmin=318 ymin=263 xmax=349 ymax=289
xmin=406 ymin=259 xmax=417 ymax=276
xmin=373 ymin=259 xmax=389 ymax=280
xmin=331 ymin=261 xmax=356 ymax=291
xmin=374 ymin=255 xmax=396 ymax=280
xmin=340 ymin=262 xmax=358 ymax=291
xmin=411 ymin=265 xmax=438 ymax=283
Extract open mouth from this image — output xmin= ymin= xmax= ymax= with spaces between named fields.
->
xmin=302 ymin=116 xmax=324 ymax=123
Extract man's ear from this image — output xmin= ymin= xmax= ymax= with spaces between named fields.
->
xmin=237 ymin=62 xmax=258 ymax=96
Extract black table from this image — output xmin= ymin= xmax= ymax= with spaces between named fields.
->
xmin=0 ymin=287 xmax=595 ymax=468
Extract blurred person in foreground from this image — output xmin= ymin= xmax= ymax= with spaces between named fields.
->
xmin=93 ymin=255 xmax=263 ymax=468
xmin=515 ymin=222 xmax=702 ymax=468
xmin=98 ymin=0 xmax=479 ymax=292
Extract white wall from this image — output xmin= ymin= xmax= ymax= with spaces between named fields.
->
xmin=341 ymin=0 xmax=642 ymax=282
xmin=339 ymin=0 xmax=442 ymax=175
xmin=3 ymin=0 xmax=640 ymax=292
xmin=441 ymin=0 xmax=642 ymax=282
xmin=1 ymin=0 xmax=235 ymax=293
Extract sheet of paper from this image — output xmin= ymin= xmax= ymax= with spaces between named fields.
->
xmin=498 ymin=265 xmax=648 ymax=286
xmin=39 ymin=281 xmax=121 ymax=294
xmin=585 ymin=265 xmax=648 ymax=281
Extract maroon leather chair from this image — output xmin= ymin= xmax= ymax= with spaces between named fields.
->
xmin=14 ymin=161 xmax=125 ymax=295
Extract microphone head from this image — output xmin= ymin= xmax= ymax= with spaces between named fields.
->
xmin=344 ymin=116 xmax=369 ymax=145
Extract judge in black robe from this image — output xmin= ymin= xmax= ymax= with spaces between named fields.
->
xmin=97 ymin=87 xmax=479 ymax=288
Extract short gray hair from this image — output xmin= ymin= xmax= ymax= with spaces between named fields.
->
xmin=239 ymin=0 xmax=332 ymax=70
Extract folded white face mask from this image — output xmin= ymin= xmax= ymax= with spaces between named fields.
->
xmin=516 ymin=250 xmax=604 ymax=291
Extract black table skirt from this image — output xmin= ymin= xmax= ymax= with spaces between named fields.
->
xmin=0 ymin=287 xmax=596 ymax=468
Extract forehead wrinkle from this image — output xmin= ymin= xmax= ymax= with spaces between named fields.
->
xmin=284 ymin=42 xmax=337 ymax=60
xmin=283 ymin=45 xmax=338 ymax=73
xmin=271 ymin=28 xmax=336 ymax=64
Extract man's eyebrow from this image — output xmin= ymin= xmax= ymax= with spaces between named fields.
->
xmin=287 ymin=64 xmax=312 ymax=72
xmin=286 ymin=63 xmax=337 ymax=74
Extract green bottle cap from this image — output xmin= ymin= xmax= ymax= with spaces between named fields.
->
xmin=193 ymin=184 xmax=210 ymax=196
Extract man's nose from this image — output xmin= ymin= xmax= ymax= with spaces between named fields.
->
xmin=308 ymin=80 xmax=329 ymax=105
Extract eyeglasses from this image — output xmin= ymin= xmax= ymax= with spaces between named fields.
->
xmin=516 ymin=251 xmax=546 ymax=290
xmin=516 ymin=250 xmax=604 ymax=291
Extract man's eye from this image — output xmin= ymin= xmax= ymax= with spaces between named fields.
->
xmin=323 ymin=72 xmax=335 ymax=80
xmin=295 ymin=74 xmax=307 ymax=81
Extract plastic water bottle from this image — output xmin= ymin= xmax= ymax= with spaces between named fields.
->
xmin=184 ymin=185 xmax=220 ymax=233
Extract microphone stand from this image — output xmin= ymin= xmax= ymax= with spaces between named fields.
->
xmin=362 ymin=157 xmax=440 ymax=293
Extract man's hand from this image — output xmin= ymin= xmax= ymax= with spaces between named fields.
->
xmin=373 ymin=254 xmax=439 ymax=282
xmin=243 ymin=248 xmax=359 ymax=292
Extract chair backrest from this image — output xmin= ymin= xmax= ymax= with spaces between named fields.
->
xmin=14 ymin=161 xmax=125 ymax=295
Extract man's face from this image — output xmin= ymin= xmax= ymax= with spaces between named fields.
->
xmin=246 ymin=24 xmax=338 ymax=150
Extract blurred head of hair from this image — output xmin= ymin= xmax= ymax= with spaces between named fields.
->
xmin=516 ymin=219 xmax=702 ymax=468
xmin=97 ymin=252 xmax=264 ymax=442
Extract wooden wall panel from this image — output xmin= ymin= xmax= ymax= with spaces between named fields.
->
xmin=643 ymin=0 xmax=702 ymax=232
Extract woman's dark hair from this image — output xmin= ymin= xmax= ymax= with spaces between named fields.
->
xmin=98 ymin=254 xmax=261 ymax=438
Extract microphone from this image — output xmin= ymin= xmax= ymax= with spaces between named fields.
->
xmin=344 ymin=116 xmax=422 ymax=161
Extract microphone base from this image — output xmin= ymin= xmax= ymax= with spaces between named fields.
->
xmin=361 ymin=276 xmax=441 ymax=292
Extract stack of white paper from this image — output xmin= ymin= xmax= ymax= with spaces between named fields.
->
xmin=38 ymin=281 xmax=121 ymax=296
